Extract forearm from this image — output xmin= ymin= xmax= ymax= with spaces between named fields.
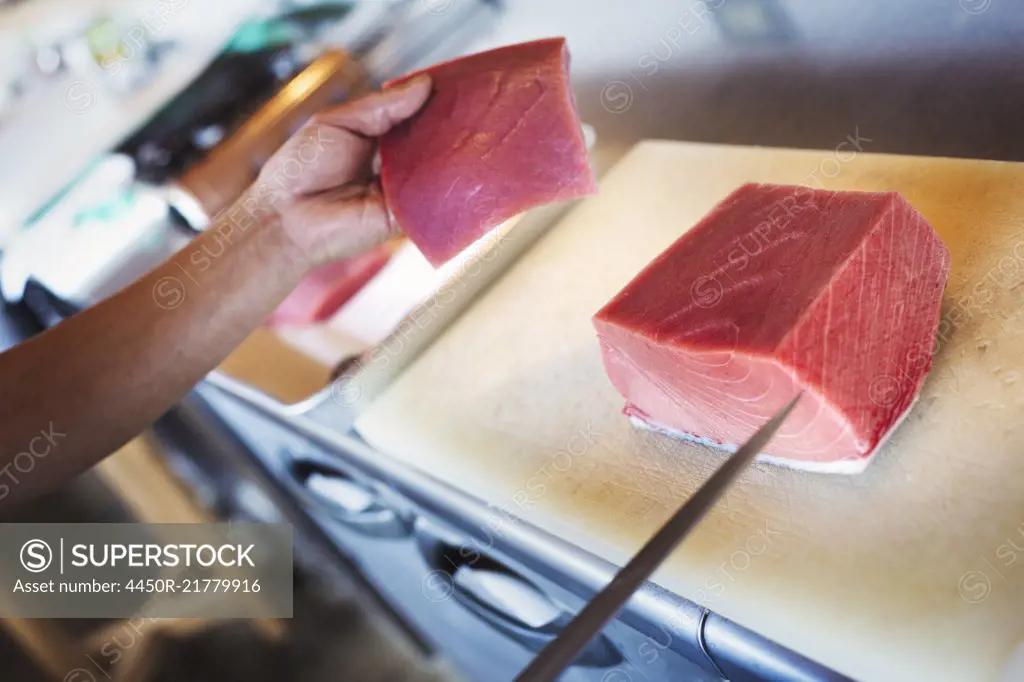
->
xmin=0 ymin=76 xmax=432 ymax=511
xmin=0 ymin=186 xmax=308 ymax=509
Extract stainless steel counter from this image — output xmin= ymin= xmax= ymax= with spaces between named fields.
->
xmin=186 ymin=378 xmax=849 ymax=682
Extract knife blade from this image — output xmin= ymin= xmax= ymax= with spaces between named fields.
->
xmin=514 ymin=393 xmax=803 ymax=682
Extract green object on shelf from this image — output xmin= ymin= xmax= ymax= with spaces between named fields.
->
xmin=224 ymin=3 xmax=356 ymax=53
xmin=224 ymin=18 xmax=302 ymax=53
xmin=73 ymin=187 xmax=137 ymax=228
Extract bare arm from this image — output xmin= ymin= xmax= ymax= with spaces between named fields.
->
xmin=0 ymin=76 xmax=431 ymax=509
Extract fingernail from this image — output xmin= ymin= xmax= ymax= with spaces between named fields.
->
xmin=399 ymin=74 xmax=432 ymax=90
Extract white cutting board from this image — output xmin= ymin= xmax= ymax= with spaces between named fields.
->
xmin=355 ymin=140 xmax=1024 ymax=682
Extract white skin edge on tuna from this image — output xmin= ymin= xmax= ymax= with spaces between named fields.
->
xmin=627 ymin=392 xmax=920 ymax=475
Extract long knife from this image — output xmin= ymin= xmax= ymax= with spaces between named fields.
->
xmin=514 ymin=393 xmax=803 ymax=682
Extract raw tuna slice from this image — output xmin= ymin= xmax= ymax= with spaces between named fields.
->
xmin=380 ymin=37 xmax=597 ymax=266
xmin=593 ymin=183 xmax=951 ymax=474
xmin=267 ymin=245 xmax=391 ymax=327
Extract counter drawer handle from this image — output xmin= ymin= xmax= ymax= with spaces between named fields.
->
xmin=290 ymin=458 xmax=411 ymax=539
xmin=423 ymin=540 xmax=621 ymax=669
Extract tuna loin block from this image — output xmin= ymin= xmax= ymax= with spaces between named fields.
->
xmin=593 ymin=183 xmax=951 ymax=474
xmin=380 ymin=37 xmax=596 ymax=266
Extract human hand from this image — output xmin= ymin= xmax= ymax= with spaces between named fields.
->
xmin=257 ymin=75 xmax=432 ymax=266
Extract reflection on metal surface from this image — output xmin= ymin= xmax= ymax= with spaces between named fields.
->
xmin=172 ymin=48 xmax=368 ymax=226
xmin=306 ymin=471 xmax=376 ymax=514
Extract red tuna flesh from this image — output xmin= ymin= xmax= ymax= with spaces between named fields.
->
xmin=380 ymin=37 xmax=597 ymax=266
xmin=593 ymin=183 xmax=951 ymax=474
xmin=267 ymin=245 xmax=391 ymax=327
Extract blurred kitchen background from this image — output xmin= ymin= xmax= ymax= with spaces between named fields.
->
xmin=0 ymin=0 xmax=1022 ymax=680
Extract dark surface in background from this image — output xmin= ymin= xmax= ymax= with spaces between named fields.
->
xmin=116 ymin=47 xmax=299 ymax=184
xmin=567 ymin=0 xmax=1024 ymax=164
xmin=0 ymin=301 xmax=40 ymax=353
xmin=577 ymin=45 xmax=1024 ymax=163
xmin=0 ymin=635 xmax=45 ymax=682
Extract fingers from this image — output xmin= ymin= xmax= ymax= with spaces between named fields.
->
xmin=268 ymin=122 xmax=375 ymax=197
xmin=263 ymin=76 xmax=432 ymax=198
xmin=313 ymin=74 xmax=433 ymax=137
xmin=266 ymin=77 xmax=432 ymax=263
